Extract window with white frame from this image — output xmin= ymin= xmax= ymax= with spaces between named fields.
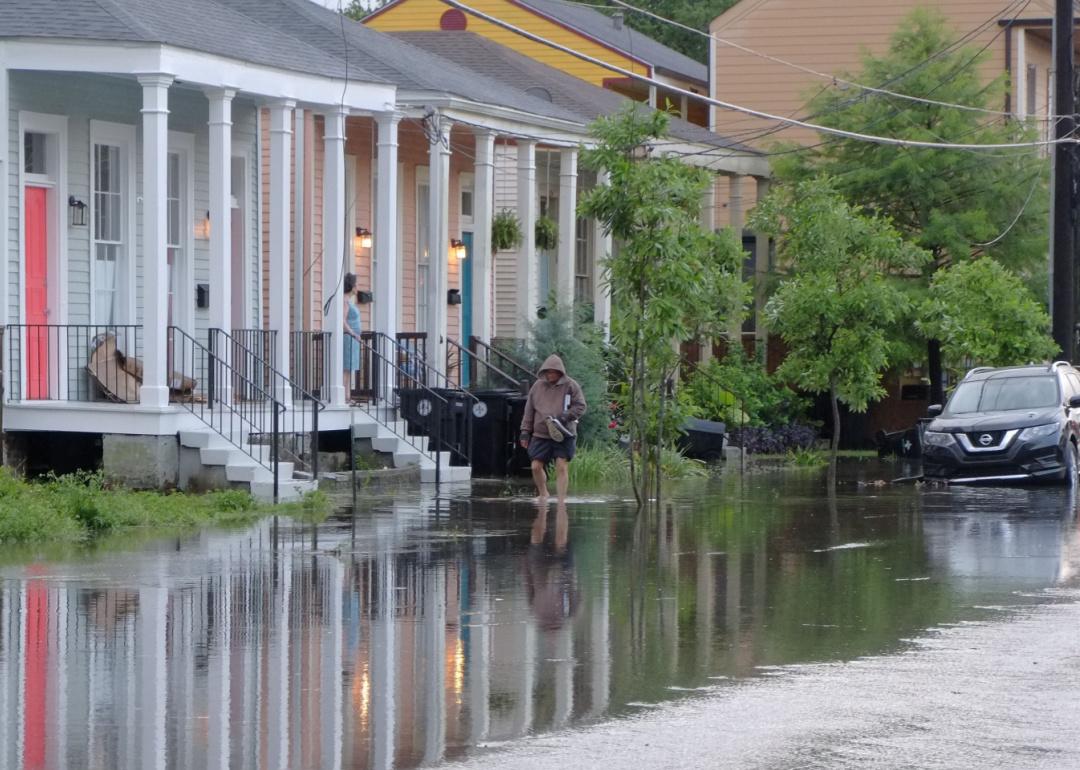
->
xmin=92 ymin=142 xmax=123 ymax=324
xmin=574 ymin=215 xmax=592 ymax=303
xmin=416 ymin=170 xmax=430 ymax=333
xmin=166 ymin=152 xmax=181 ymax=327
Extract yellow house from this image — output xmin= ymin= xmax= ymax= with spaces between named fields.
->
xmin=366 ymin=0 xmax=710 ymax=125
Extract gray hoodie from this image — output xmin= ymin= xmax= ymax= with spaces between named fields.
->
xmin=520 ymin=354 xmax=587 ymax=440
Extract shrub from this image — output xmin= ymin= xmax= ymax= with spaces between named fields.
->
xmin=685 ymin=353 xmax=808 ymax=428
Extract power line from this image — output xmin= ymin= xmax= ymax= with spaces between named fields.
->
xmin=604 ymin=0 xmax=1070 ymax=119
xmin=443 ymin=0 xmax=1077 ymax=151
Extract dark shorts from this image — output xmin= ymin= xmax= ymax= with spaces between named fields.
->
xmin=527 ymin=435 xmax=577 ymax=464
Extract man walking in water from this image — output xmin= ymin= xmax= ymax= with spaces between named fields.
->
xmin=520 ymin=354 xmax=587 ymax=502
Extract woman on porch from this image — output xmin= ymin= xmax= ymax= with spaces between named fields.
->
xmin=343 ymin=273 xmax=363 ymax=404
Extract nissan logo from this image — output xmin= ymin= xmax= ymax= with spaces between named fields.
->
xmin=978 ymin=433 xmax=994 ymax=447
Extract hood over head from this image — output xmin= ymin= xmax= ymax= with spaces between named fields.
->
xmin=538 ymin=354 xmax=567 ymax=377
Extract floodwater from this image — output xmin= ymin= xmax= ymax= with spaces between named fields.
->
xmin=1 ymin=461 xmax=1079 ymax=770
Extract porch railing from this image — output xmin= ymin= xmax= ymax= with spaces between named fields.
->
xmin=210 ymin=328 xmax=324 ymax=480
xmin=169 ymin=326 xmax=283 ymax=500
xmin=470 ymin=336 xmax=535 ymax=392
xmin=291 ymin=331 xmax=331 ymax=403
xmin=358 ymin=335 xmax=475 ymax=479
xmin=445 ymin=337 xmax=528 ymax=393
xmin=5 ymin=324 xmax=142 ymax=403
xmin=231 ymin=328 xmax=277 ymax=399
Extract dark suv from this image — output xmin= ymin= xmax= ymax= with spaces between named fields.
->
xmin=922 ymin=362 xmax=1080 ymax=485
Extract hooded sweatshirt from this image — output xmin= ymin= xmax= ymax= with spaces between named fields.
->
xmin=521 ymin=354 xmax=587 ymax=440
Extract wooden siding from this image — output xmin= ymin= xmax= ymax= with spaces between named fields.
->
xmin=367 ymin=0 xmax=650 ymax=86
xmin=710 ymin=0 xmax=1055 ymax=146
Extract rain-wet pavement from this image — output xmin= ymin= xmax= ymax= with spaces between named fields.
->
xmin=1 ymin=460 xmax=1079 ymax=769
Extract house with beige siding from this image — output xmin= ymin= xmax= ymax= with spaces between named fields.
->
xmin=710 ymin=0 xmax=1057 ymax=146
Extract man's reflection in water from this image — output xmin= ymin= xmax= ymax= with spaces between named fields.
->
xmin=526 ymin=500 xmax=580 ymax=630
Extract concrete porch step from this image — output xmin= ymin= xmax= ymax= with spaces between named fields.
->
xmin=226 ymin=461 xmax=294 ymax=483
xmin=420 ymin=465 xmax=471 ymax=483
xmin=250 ymin=478 xmax=319 ymax=503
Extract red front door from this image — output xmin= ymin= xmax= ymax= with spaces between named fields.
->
xmin=25 ymin=187 xmax=49 ymax=399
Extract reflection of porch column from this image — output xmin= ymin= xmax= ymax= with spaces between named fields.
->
xmin=208 ymin=574 xmax=231 ymax=769
xmin=422 ymin=567 xmax=447 ymax=764
xmin=753 ymin=177 xmax=771 ymax=352
xmin=374 ymin=112 xmax=401 ymax=346
xmin=556 ymin=148 xmax=578 ymax=311
xmin=467 ymin=560 xmax=491 ymax=742
xmin=322 ymin=107 xmax=348 ymax=406
xmin=138 ymin=74 xmax=173 ymax=407
xmin=516 ymin=140 xmax=538 ymax=339
xmin=428 ymin=115 xmax=452 ymax=374
xmin=591 ymin=170 xmax=612 ymax=341
xmin=320 ymin=558 xmax=344 ymax=770
xmin=269 ymin=101 xmax=295 ymax=396
xmin=137 ymin=585 xmax=168 ymax=770
xmin=268 ymin=550 xmax=292 ymax=769
xmin=207 ymin=89 xmax=235 ymax=338
xmin=472 ymin=130 xmax=496 ymax=345
xmin=371 ymin=554 xmax=396 ymax=770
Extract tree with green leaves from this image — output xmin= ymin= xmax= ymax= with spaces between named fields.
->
xmin=774 ymin=9 xmax=1050 ymax=403
xmin=579 ymin=106 xmax=746 ymax=502
xmin=916 ymin=259 xmax=1058 ymax=383
xmin=752 ymin=179 xmax=930 ymax=455
xmin=343 ymin=0 xmax=384 ymax=21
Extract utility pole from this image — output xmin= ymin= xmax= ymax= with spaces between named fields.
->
xmin=1051 ymin=0 xmax=1076 ymax=360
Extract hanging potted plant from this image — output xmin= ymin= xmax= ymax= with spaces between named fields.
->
xmin=492 ymin=209 xmax=523 ymax=252
xmin=534 ymin=215 xmax=558 ymax=251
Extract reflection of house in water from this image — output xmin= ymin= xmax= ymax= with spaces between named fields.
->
xmin=5 ymin=486 xmax=1073 ymax=768
xmin=0 ymin=495 xmax=612 ymax=770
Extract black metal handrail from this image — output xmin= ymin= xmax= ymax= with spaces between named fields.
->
xmin=358 ymin=335 xmax=460 ymax=481
xmin=445 ymin=336 xmax=526 ymax=392
xmin=5 ymin=324 xmax=142 ymax=402
xmin=291 ymin=330 xmax=331 ymax=403
xmin=470 ymin=336 xmax=535 ymax=390
xmin=210 ymin=328 xmax=324 ymax=481
xmin=170 ymin=326 xmax=284 ymax=501
xmin=232 ymin=328 xmax=277 ymax=397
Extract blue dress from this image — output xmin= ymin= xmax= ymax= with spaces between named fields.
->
xmin=344 ymin=302 xmax=362 ymax=372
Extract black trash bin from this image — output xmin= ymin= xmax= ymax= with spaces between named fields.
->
xmin=431 ymin=387 xmax=470 ymax=465
xmin=679 ymin=418 xmax=726 ymax=461
xmin=470 ymin=389 xmax=531 ymax=477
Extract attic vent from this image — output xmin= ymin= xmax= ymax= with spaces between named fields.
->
xmin=525 ymin=87 xmax=553 ymax=102
xmin=440 ymin=8 xmax=468 ymax=30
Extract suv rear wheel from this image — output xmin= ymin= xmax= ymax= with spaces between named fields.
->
xmin=1067 ymin=441 xmax=1079 ymax=487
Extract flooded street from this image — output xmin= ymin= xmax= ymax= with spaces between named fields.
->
xmin=1 ymin=460 xmax=1079 ymax=769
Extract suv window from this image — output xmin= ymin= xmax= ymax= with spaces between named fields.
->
xmin=946 ymin=375 xmax=1060 ymax=414
xmin=1067 ymin=372 xmax=1080 ymax=397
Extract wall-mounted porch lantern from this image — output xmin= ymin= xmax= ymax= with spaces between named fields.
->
xmin=68 ymin=196 xmax=87 ymax=227
xmin=354 ymin=226 xmax=373 ymax=254
xmin=449 ymin=238 xmax=467 ymax=261
xmin=447 ymin=288 xmax=462 ymax=305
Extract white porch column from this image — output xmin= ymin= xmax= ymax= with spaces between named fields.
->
xmin=269 ymin=101 xmax=295 ymax=399
xmin=322 ymin=106 xmax=348 ymax=406
xmin=0 ymin=60 xmax=8 ymax=329
xmin=556 ymin=147 xmax=578 ymax=311
xmin=472 ymin=129 xmax=496 ymax=345
xmin=138 ymin=74 xmax=174 ymax=407
xmin=207 ymin=89 xmax=235 ymax=336
xmin=728 ymin=174 xmax=744 ymax=233
xmin=515 ymin=140 xmax=538 ymax=339
xmin=591 ymin=169 xmax=612 ymax=342
xmin=374 ymin=112 xmax=401 ymax=346
xmin=427 ymin=114 xmax=452 ymax=374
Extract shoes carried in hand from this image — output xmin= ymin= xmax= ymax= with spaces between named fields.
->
xmin=546 ymin=415 xmax=575 ymax=442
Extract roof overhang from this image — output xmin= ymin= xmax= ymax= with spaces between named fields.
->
xmin=0 ymin=38 xmax=397 ymax=112
xmin=657 ymin=139 xmax=770 ymax=178
xmin=394 ymin=91 xmax=593 ymax=145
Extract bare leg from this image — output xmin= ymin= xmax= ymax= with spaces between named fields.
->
xmin=531 ymin=460 xmax=549 ymax=500
xmin=343 ymin=370 xmax=351 ymax=403
xmin=555 ymin=458 xmax=569 ymax=502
